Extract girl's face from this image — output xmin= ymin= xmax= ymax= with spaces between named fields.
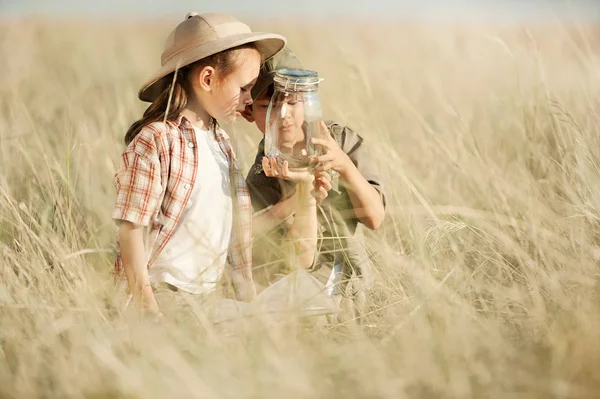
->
xmin=198 ymin=48 xmax=261 ymax=124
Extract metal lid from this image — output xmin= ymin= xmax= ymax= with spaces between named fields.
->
xmin=273 ymin=68 xmax=321 ymax=92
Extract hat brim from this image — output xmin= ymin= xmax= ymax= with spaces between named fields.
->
xmin=138 ymin=32 xmax=286 ymax=103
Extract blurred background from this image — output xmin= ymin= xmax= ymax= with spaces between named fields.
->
xmin=3 ymin=0 xmax=600 ymax=21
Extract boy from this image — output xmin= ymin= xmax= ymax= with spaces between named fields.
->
xmin=242 ymin=47 xmax=386 ymax=322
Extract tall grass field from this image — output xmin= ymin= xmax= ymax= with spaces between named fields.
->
xmin=1 ymin=17 xmax=600 ymax=398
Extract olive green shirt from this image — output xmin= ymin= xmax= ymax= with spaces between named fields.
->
xmin=246 ymin=121 xmax=386 ymax=291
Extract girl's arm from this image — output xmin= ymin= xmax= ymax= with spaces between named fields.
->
xmin=119 ymin=221 xmax=160 ymax=314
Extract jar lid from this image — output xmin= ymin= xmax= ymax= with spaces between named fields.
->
xmin=273 ymin=68 xmax=321 ymax=92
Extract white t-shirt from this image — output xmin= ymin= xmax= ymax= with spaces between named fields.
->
xmin=149 ymin=125 xmax=233 ymax=294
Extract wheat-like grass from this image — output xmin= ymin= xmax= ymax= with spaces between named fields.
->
xmin=1 ymin=18 xmax=600 ymax=398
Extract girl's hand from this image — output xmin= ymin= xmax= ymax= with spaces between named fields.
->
xmin=310 ymin=121 xmax=353 ymax=178
xmin=141 ymin=284 xmax=161 ymax=314
xmin=124 ymin=286 xmax=162 ymax=320
xmin=262 ymin=156 xmax=314 ymax=184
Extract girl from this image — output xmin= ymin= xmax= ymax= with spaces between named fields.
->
xmin=112 ymin=12 xmax=320 ymax=317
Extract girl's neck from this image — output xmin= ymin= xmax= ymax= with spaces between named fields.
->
xmin=181 ymin=98 xmax=212 ymax=130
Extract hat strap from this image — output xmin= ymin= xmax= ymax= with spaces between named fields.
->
xmin=163 ymin=61 xmax=183 ymax=123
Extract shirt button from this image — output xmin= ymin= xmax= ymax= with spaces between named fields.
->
xmin=188 ymin=142 xmax=194 ymax=148
xmin=184 ymin=183 xmax=191 ymax=190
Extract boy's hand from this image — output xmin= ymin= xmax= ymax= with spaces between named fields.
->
xmin=262 ymin=156 xmax=314 ymax=183
xmin=313 ymin=170 xmax=331 ymax=203
xmin=310 ymin=121 xmax=353 ymax=178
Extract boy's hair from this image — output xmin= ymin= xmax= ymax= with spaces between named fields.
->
xmin=250 ymin=46 xmax=302 ymax=102
xmin=125 ymin=43 xmax=258 ymax=145
xmin=252 ymin=84 xmax=275 ymax=105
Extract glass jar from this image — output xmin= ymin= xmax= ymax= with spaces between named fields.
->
xmin=264 ymin=68 xmax=324 ymax=170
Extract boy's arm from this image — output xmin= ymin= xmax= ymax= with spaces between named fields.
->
xmin=259 ymin=158 xmax=320 ymax=269
xmin=247 ymin=147 xmax=330 ymax=237
xmin=251 ymin=188 xmax=318 ymax=269
xmin=252 ymin=195 xmax=296 ymax=236
xmin=311 ymin=122 xmax=386 ymax=230
xmin=251 ymin=172 xmax=331 ymax=237
xmin=288 ymin=180 xmax=318 ymax=269
xmin=247 ymin=159 xmax=297 ymax=236
xmin=338 ymin=164 xmax=385 ymax=230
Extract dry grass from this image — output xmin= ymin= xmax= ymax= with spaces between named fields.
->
xmin=2 ymin=17 xmax=600 ymax=398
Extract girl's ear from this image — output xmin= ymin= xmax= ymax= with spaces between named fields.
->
xmin=197 ymin=66 xmax=215 ymax=92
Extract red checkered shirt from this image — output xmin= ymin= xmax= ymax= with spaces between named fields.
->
xmin=112 ymin=114 xmax=255 ymax=301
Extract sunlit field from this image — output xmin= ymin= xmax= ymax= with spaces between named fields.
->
xmin=2 ymin=17 xmax=600 ymax=398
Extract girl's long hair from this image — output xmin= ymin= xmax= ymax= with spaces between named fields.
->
xmin=125 ymin=43 xmax=258 ymax=145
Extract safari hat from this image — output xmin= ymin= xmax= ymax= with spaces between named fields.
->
xmin=251 ymin=46 xmax=303 ymax=100
xmin=139 ymin=12 xmax=287 ymax=102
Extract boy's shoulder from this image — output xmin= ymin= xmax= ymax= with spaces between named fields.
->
xmin=324 ymin=120 xmax=366 ymax=155
xmin=324 ymin=119 xmax=383 ymax=193
xmin=324 ymin=120 xmax=350 ymax=139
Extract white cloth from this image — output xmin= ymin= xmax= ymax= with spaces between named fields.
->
xmin=208 ymin=270 xmax=341 ymax=337
xmin=255 ymin=269 xmax=341 ymax=321
xmin=325 ymin=254 xmax=345 ymax=296
xmin=149 ymin=125 xmax=233 ymax=294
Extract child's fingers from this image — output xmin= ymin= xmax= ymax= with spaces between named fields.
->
xmin=311 ymin=152 xmax=334 ymax=164
xmin=311 ymin=137 xmax=332 ymax=149
xmin=313 ymin=161 xmax=334 ymax=174
xmin=269 ymin=157 xmax=279 ymax=176
xmin=319 ymin=177 xmax=332 ymax=191
xmin=315 ymin=170 xmax=332 ymax=182
xmin=313 ymin=185 xmax=328 ymax=202
xmin=262 ymin=157 xmax=273 ymax=176
xmin=319 ymin=121 xmax=333 ymax=141
xmin=281 ymin=161 xmax=290 ymax=178
xmin=264 ymin=158 xmax=277 ymax=177
xmin=319 ymin=186 xmax=329 ymax=200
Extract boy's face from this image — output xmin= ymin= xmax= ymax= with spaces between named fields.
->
xmin=241 ymin=89 xmax=305 ymax=140
xmin=278 ymin=93 xmax=306 ymax=147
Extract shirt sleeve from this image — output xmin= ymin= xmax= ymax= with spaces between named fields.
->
xmin=328 ymin=122 xmax=387 ymax=209
xmin=112 ymin=129 xmax=163 ymax=226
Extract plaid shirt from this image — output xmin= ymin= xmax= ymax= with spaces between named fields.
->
xmin=112 ymin=114 xmax=255 ymax=301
